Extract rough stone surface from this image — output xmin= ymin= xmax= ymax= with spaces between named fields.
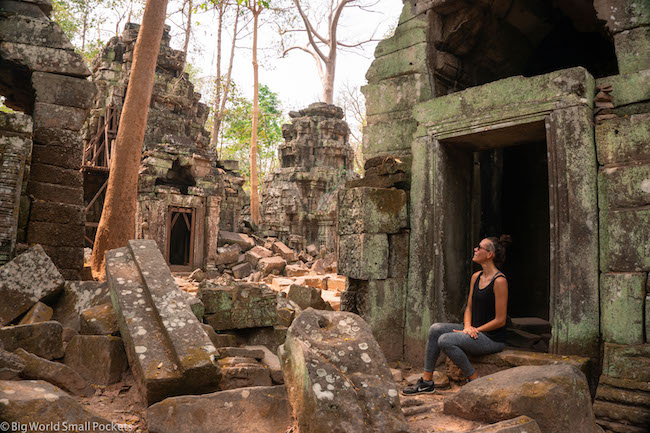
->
xmin=245 ymin=245 xmax=273 ymax=267
xmin=272 ymin=241 xmax=298 ymax=262
xmin=594 ymin=374 xmax=650 ymax=433
xmin=278 ymin=309 xmax=409 ymax=433
xmin=79 ymin=303 xmax=119 ymax=336
xmin=18 ymin=301 xmax=53 ymax=325
xmin=602 ymin=343 xmax=650 ymax=382
xmin=287 ymin=284 xmax=334 ymax=311
xmin=338 ymin=187 xmax=408 ymax=235
xmin=63 ymin=335 xmax=127 ymax=385
xmin=215 ymin=244 xmax=241 ymax=265
xmin=232 ymin=261 xmax=252 ymax=279
xmin=458 ymin=416 xmax=542 ymax=433
xmin=444 ymin=365 xmax=598 ymax=433
xmin=218 ymin=356 xmax=272 ymax=390
xmin=147 ymin=385 xmax=293 ymax=433
xmin=247 ymin=345 xmax=284 ymax=384
xmin=106 ymin=240 xmax=220 ymax=404
xmin=51 ymin=280 xmax=110 ymax=331
xmin=338 ymin=233 xmax=389 ymax=280
xmin=596 ymin=113 xmax=650 ymax=165
xmin=0 ymin=348 xmax=25 ymax=380
xmin=219 ymin=231 xmax=255 ymax=251
xmin=600 ymin=272 xmax=646 ymax=344
xmin=200 ymin=281 xmax=278 ymax=331
xmin=14 ymin=348 xmax=93 ymax=396
xmin=0 ymin=380 xmax=111 ymax=431
xmin=0 ymin=244 xmax=64 ymax=326
xmin=0 ymin=321 xmax=63 ymax=360
xmin=258 ymin=256 xmax=287 ymax=277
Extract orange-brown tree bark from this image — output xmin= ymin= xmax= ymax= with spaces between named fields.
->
xmin=90 ymin=0 xmax=169 ymax=279
xmin=248 ymin=0 xmax=262 ymax=225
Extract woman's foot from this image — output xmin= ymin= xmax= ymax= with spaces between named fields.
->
xmin=402 ymin=378 xmax=436 ymax=395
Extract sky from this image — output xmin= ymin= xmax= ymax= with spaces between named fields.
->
xmin=163 ymin=0 xmax=404 ymax=112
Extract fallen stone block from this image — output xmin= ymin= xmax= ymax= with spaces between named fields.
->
xmin=247 ymin=345 xmax=284 ymax=384
xmin=444 ymin=365 xmax=598 ymax=433
xmin=0 ymin=380 xmax=111 ymax=432
xmin=234 ymin=326 xmax=288 ymax=355
xmin=51 ymin=280 xmax=110 ymax=331
xmin=177 ymin=290 xmax=205 ymax=322
xmin=285 ymin=264 xmax=309 ymax=277
xmin=106 ymin=240 xmax=220 ymax=404
xmin=306 ymin=244 xmax=319 ymax=257
xmin=287 ymin=284 xmax=334 ymax=311
xmin=218 ymin=356 xmax=272 ymax=390
xmin=0 ymin=321 xmax=63 ymax=360
xmin=64 ymin=335 xmax=127 ymax=385
xmin=188 ymin=268 xmax=205 ymax=282
xmin=219 ymin=231 xmax=255 ymax=251
xmin=278 ymin=309 xmax=409 ymax=433
xmin=148 ymin=385 xmax=292 ymax=433
xmin=328 ymin=275 xmax=346 ymax=292
xmin=200 ymin=281 xmax=278 ymax=331
xmin=215 ymin=346 xmax=265 ymax=360
xmin=272 ymin=241 xmax=298 ymax=262
xmin=0 ymin=348 xmax=25 ymax=380
xmin=311 ymin=258 xmax=327 ymax=274
xmin=458 ymin=416 xmax=542 ymax=433
xmin=18 ymin=301 xmax=53 ymax=325
xmin=508 ymin=317 xmax=551 ymax=335
xmin=62 ymin=327 xmax=78 ymax=343
xmin=258 ymin=256 xmax=287 ymax=277
xmin=215 ymin=244 xmax=241 ymax=265
xmin=232 ymin=262 xmax=252 ymax=279
xmin=14 ymin=348 xmax=93 ymax=396
xmin=245 ymin=245 xmax=273 ymax=268
xmin=79 ymin=303 xmax=119 ymax=335
xmin=201 ymin=324 xmax=237 ymax=348
xmin=301 ymin=275 xmax=329 ymax=290
xmin=0 ymin=244 xmax=64 ymax=326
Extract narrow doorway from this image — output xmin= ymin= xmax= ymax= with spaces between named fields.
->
xmin=167 ymin=206 xmax=194 ymax=269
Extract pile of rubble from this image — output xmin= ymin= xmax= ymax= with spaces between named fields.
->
xmin=0 ymin=241 xmax=380 ymax=433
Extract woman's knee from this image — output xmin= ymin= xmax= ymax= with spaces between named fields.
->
xmin=437 ymin=332 xmax=463 ymax=350
xmin=428 ymin=323 xmax=448 ymax=339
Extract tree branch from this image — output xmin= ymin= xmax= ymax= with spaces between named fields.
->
xmin=292 ymin=0 xmax=330 ymax=61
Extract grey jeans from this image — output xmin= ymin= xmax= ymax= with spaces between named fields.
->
xmin=424 ymin=322 xmax=504 ymax=377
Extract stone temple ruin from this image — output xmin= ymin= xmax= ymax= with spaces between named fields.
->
xmin=335 ymin=0 xmax=650 ymax=431
xmin=260 ymin=103 xmax=358 ymax=253
xmin=82 ymin=23 xmax=245 ymax=271
xmin=1 ymin=0 xmax=650 ymax=432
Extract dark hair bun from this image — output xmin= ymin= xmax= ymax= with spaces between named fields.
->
xmin=499 ymin=234 xmax=512 ymax=249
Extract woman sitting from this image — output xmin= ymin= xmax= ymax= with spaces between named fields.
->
xmin=403 ymin=235 xmax=511 ymax=394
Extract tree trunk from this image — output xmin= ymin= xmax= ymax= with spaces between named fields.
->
xmin=214 ymin=3 xmax=239 ymax=155
xmin=322 ymin=63 xmax=335 ymax=104
xmin=249 ymin=4 xmax=261 ymax=225
xmin=182 ymin=0 xmax=193 ymax=68
xmin=90 ymin=0 xmax=169 ymax=279
xmin=210 ymin=1 xmax=224 ymax=151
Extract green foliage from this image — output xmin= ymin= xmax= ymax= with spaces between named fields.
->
xmin=220 ymin=83 xmax=284 ymax=191
xmin=0 ymin=96 xmax=15 ymax=114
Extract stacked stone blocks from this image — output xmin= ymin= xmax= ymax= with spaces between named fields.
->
xmin=0 ymin=0 xmax=96 ymax=278
xmin=338 ymin=187 xmax=408 ymax=360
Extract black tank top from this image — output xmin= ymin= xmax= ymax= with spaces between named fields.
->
xmin=471 ymin=271 xmax=507 ymax=342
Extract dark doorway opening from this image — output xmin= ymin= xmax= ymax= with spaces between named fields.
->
xmin=439 ymin=120 xmax=551 ymax=352
xmin=167 ymin=207 xmax=194 ymax=269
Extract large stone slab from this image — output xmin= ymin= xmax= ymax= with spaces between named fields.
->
xmin=594 ymin=374 xmax=650 ymax=433
xmin=79 ymin=303 xmax=119 ymax=335
xmin=338 ymin=233 xmax=389 ymax=280
xmin=0 ymin=321 xmax=63 ymax=360
xmin=598 ymin=163 xmax=650 ymax=209
xmin=596 ymin=113 xmax=650 ymax=165
xmin=601 ymin=208 xmax=650 ymax=271
xmin=18 ymin=301 xmax=53 ymax=325
xmin=338 ymin=187 xmax=408 ymax=235
xmin=600 ymin=272 xmax=646 ymax=344
xmin=458 ymin=416 xmax=542 ymax=433
xmin=0 ymin=41 xmax=90 ymax=77
xmin=64 ymin=335 xmax=128 ymax=385
xmin=147 ymin=385 xmax=292 ymax=433
xmin=14 ymin=348 xmax=93 ymax=396
xmin=0 ymin=380 xmax=111 ymax=432
xmin=217 ymin=356 xmax=272 ymax=390
xmin=614 ymin=26 xmax=650 ymax=74
xmin=0 ymin=348 xmax=25 ymax=380
xmin=106 ymin=240 xmax=220 ymax=404
xmin=602 ymin=343 xmax=650 ymax=382
xmin=218 ymin=230 xmax=255 ymax=251
xmin=0 ymin=244 xmax=64 ymax=326
xmin=31 ymin=71 xmax=96 ymax=109
xmin=200 ymin=281 xmax=278 ymax=331
xmin=51 ymin=280 xmax=110 ymax=331
xmin=444 ymin=365 xmax=598 ymax=433
xmin=278 ymin=309 xmax=409 ymax=433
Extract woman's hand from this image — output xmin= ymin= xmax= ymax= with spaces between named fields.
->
xmin=454 ymin=326 xmax=479 ymax=339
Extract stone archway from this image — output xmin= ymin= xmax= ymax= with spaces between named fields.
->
xmin=408 ymin=67 xmax=600 ymax=360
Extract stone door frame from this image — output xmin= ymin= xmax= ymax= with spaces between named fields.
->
xmin=409 ymin=68 xmax=600 ymax=357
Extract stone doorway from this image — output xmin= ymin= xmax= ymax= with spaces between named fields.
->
xmin=438 ymin=120 xmax=551 ymax=350
xmin=410 ymin=68 xmax=600 ymax=358
xmin=167 ymin=206 xmax=195 ymax=270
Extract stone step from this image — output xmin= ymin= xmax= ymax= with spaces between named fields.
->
xmin=106 ymin=240 xmax=220 ymax=404
xmin=509 ymin=317 xmax=551 ymax=335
